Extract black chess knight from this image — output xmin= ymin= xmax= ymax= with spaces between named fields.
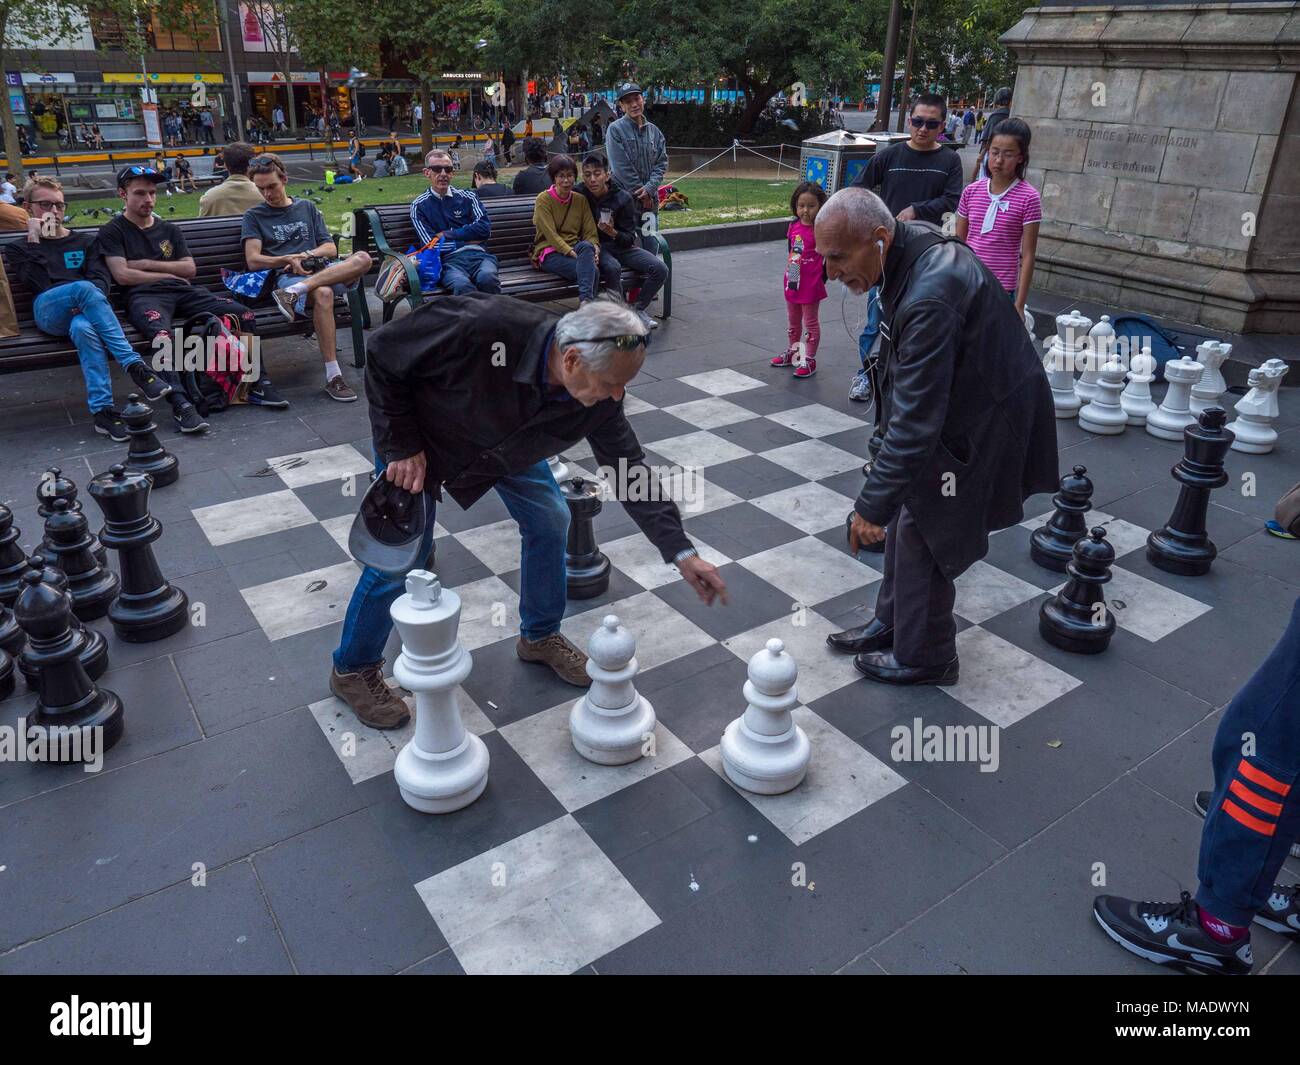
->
xmin=88 ymin=464 xmax=188 ymax=642
xmin=1147 ymin=408 xmax=1235 ymax=576
xmin=1039 ymin=527 xmax=1117 ymax=654
xmin=1031 ymin=465 xmax=1093 ymax=573
xmin=562 ymin=477 xmax=611 ymax=599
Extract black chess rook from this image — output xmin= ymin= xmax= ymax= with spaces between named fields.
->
xmin=18 ymin=554 xmax=109 ymax=687
xmin=0 ymin=504 xmax=29 ymax=607
xmin=1147 ymin=408 xmax=1235 ymax=576
xmin=14 ymin=570 xmax=124 ymax=757
xmin=43 ymin=499 xmax=120 ymax=621
xmin=38 ymin=466 xmax=108 ymax=566
xmin=122 ymin=394 xmax=180 ymax=488
xmin=1031 ymin=465 xmax=1093 ymax=573
xmin=1039 ymin=527 xmax=1117 ymax=654
xmin=562 ymin=476 xmax=611 ymax=599
xmin=89 ymin=464 xmax=189 ymax=642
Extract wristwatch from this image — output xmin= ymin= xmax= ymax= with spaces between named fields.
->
xmin=672 ymin=547 xmax=698 ymax=565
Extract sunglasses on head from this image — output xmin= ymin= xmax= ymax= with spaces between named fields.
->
xmin=585 ymin=333 xmax=648 ymax=351
xmin=126 ymin=166 xmax=160 ymax=177
xmin=425 ymin=164 xmax=454 ymax=174
xmin=910 ymin=117 xmax=942 ymax=130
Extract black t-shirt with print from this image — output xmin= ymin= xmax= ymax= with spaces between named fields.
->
xmin=95 ymin=214 xmax=191 ymax=291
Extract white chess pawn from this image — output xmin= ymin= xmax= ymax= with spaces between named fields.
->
xmin=1146 ymin=356 xmax=1204 ymax=441
xmin=1228 ymin=358 xmax=1290 ymax=454
xmin=1190 ymin=340 xmax=1230 ymax=416
xmin=547 ymin=455 xmax=568 ymax=483
xmin=1075 ymin=314 xmax=1112 ymax=408
xmin=1044 ymin=308 xmax=1090 ymax=418
xmin=390 ymin=570 xmax=490 ymax=813
xmin=720 ymin=638 xmax=810 ymax=795
xmin=1120 ymin=343 xmax=1157 ymax=426
xmin=1078 ymin=358 xmax=1128 ymax=435
xmin=569 ymin=615 xmax=656 ymax=765
xmin=1023 ymin=307 xmax=1035 ymax=339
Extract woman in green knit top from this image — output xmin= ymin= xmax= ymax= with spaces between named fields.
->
xmin=531 ymin=154 xmax=604 ymax=303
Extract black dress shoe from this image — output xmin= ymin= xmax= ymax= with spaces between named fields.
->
xmin=826 ymin=618 xmax=894 ymax=654
xmin=853 ymin=651 xmax=959 ymax=686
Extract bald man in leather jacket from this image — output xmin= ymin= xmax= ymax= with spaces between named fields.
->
xmin=815 ymin=188 xmax=1059 ymax=686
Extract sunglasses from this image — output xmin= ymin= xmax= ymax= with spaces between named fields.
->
xmin=425 ymin=164 xmax=454 ymax=174
xmin=125 ymin=166 xmax=160 ymax=177
xmin=910 ymin=117 xmax=942 ymax=130
xmin=585 ymin=333 xmax=649 ymax=351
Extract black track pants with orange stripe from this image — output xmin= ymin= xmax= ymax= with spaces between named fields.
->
xmin=1196 ymin=596 xmax=1300 ymax=926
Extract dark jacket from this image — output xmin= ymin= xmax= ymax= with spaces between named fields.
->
xmin=577 ymin=184 xmax=637 ymax=250
xmin=855 ymin=221 xmax=1058 ymax=578
xmin=365 ymin=293 xmax=693 ymax=562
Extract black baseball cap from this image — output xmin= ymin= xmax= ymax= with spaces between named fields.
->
xmin=616 ymin=83 xmax=643 ymax=101
xmin=116 ymin=165 xmax=168 ymax=189
xmin=349 ymin=476 xmax=430 ymax=576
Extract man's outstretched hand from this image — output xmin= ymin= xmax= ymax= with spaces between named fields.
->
xmin=384 ymin=452 xmax=426 ymax=494
xmin=678 ymin=556 xmax=728 ymax=606
xmin=848 ymin=512 xmax=886 ymax=553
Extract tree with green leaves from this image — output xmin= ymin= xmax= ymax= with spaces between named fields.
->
xmin=287 ymin=0 xmax=378 ymax=157
xmin=241 ymin=0 xmax=302 ymax=133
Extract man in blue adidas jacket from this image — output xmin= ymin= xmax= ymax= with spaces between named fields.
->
xmin=409 ymin=148 xmax=501 ymax=294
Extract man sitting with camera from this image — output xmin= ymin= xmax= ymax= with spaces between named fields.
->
xmin=241 ymin=154 xmax=372 ymax=402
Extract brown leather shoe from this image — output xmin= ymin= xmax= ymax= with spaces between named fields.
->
xmin=329 ymin=660 xmax=411 ymax=729
xmin=516 ymin=633 xmax=592 ymax=687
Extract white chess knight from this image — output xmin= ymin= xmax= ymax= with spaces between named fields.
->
xmin=1120 ymin=343 xmax=1157 ymax=426
xmin=721 ymin=638 xmax=810 ymax=795
xmin=390 ymin=570 xmax=489 ymax=813
xmin=1075 ymin=314 xmax=1114 ymax=408
xmin=547 ymin=455 xmax=568 ymax=483
xmin=1044 ymin=308 xmax=1091 ymax=418
xmin=1228 ymin=358 xmax=1290 ymax=454
xmin=1146 ymin=356 xmax=1204 ymax=441
xmin=569 ymin=615 xmax=656 ymax=765
xmin=1078 ymin=358 xmax=1128 ymax=435
xmin=1190 ymin=340 xmax=1231 ymax=416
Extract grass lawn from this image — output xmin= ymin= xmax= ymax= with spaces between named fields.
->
xmin=63 ymin=171 xmax=798 ymax=242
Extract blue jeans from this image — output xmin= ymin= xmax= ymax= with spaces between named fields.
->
xmin=440 ymin=245 xmax=501 ymax=295
xmin=332 ymin=456 xmax=570 ymax=672
xmin=541 ymin=241 xmax=599 ymax=301
xmin=33 ymin=281 xmax=143 ymax=413
xmin=857 ymin=283 xmax=882 ymax=370
xmin=1196 ymin=597 xmax=1300 ymax=925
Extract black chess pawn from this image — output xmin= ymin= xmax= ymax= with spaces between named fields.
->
xmin=1031 ymin=464 xmax=1094 ymax=573
xmin=561 ymin=476 xmax=610 ymax=599
xmin=14 ymin=570 xmax=124 ymax=757
xmin=0 ymin=594 xmax=26 ymax=659
xmin=121 ymin=395 xmax=180 ymax=488
xmin=37 ymin=466 xmax=108 ymax=567
xmin=1147 ymin=408 xmax=1235 ymax=576
xmin=88 ymin=464 xmax=189 ymax=642
xmin=43 ymin=499 xmax=120 ymax=621
xmin=1039 ymin=527 xmax=1117 ymax=654
xmin=18 ymin=554 xmax=109 ymax=686
xmin=0 ymin=646 xmax=13 ymax=702
xmin=0 ymin=504 xmax=27 ymax=607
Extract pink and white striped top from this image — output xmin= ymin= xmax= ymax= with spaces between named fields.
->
xmin=957 ymin=178 xmax=1042 ymax=291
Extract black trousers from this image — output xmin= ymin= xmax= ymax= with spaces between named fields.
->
xmin=125 ymin=285 xmax=261 ymax=396
xmin=872 ymin=506 xmax=959 ymax=667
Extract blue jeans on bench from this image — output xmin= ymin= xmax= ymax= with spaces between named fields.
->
xmin=33 ymin=281 xmax=144 ymax=414
xmin=540 ymin=240 xmax=602 ymax=302
xmin=440 ymin=245 xmax=501 ymax=295
xmin=332 ymin=455 xmax=570 ymax=673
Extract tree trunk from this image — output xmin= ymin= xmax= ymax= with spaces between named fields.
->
xmin=734 ymin=77 xmax=777 ymax=137
xmin=874 ymin=0 xmax=904 ymax=132
xmin=0 ymin=44 xmax=26 ymax=185
xmin=419 ymin=84 xmax=432 ymax=157
xmin=896 ymin=0 xmax=919 ymax=133
xmin=284 ymin=54 xmax=298 ymax=134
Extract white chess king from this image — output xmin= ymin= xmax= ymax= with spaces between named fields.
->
xmin=569 ymin=614 xmax=656 ymax=765
xmin=1228 ymin=358 xmax=1290 ymax=455
xmin=721 ymin=638 xmax=810 ymax=795
xmin=390 ymin=570 xmax=489 ymax=813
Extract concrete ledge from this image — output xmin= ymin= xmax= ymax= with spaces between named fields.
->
xmin=664 ymin=217 xmax=791 ymax=252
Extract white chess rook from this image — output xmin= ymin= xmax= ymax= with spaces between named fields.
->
xmin=1044 ymin=308 xmax=1091 ymax=418
xmin=569 ymin=614 xmax=656 ymax=765
xmin=1120 ymin=343 xmax=1157 ymax=426
xmin=1078 ymin=358 xmax=1129 ymax=435
xmin=390 ymin=570 xmax=489 ymax=813
xmin=1190 ymin=340 xmax=1231 ymax=416
xmin=1146 ymin=356 xmax=1203 ymax=441
xmin=1075 ymin=314 xmax=1113 ymax=408
xmin=721 ymin=638 xmax=810 ymax=795
xmin=1228 ymin=358 xmax=1290 ymax=455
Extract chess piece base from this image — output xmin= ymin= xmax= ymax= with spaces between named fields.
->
xmin=1145 ymin=412 xmax=1195 ymax=441
xmin=566 ymin=553 xmax=610 ymax=600
xmin=31 ymin=688 xmax=125 ymax=758
xmin=1038 ymin=599 xmax=1114 ymax=654
xmin=720 ymin=717 xmax=811 ymax=794
xmin=1078 ymin=410 xmax=1126 ymax=435
xmin=20 ymin=626 xmax=108 ymax=688
xmin=0 ymin=651 xmax=12 ymax=702
xmin=109 ymin=585 xmax=189 ymax=642
xmin=127 ymin=457 xmax=179 ymax=489
xmin=1226 ymin=423 xmax=1277 ymax=455
xmin=569 ymin=693 xmax=655 ymax=765
xmin=1029 ymin=530 xmax=1078 ymax=573
xmin=394 ymin=731 xmax=490 ymax=813
xmin=1146 ymin=533 xmax=1215 ymax=577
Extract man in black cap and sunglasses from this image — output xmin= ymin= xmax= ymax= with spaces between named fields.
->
xmin=330 ymin=293 xmax=728 ymax=730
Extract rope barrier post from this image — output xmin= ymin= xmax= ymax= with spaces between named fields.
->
xmin=732 ymin=139 xmax=739 ymax=219
xmin=777 ymin=143 xmax=783 ymax=181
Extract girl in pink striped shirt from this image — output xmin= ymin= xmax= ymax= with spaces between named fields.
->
xmin=955 ymin=118 xmax=1040 ymax=321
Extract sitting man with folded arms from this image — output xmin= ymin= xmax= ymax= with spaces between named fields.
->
xmin=3 ymin=175 xmax=174 ymax=442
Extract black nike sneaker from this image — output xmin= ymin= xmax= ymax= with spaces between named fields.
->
xmin=1251 ymin=884 xmax=1300 ymax=942
xmin=1194 ymin=790 xmax=1300 ymax=859
xmin=1093 ymin=890 xmax=1253 ymax=975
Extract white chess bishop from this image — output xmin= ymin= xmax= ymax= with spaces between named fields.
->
xmin=1121 ymin=343 xmax=1158 ymax=426
xmin=1044 ymin=308 xmax=1091 ymax=418
xmin=721 ymin=638 xmax=810 ymax=795
xmin=390 ymin=571 xmax=490 ymax=813
xmin=1190 ymin=340 xmax=1231 ymax=416
xmin=1078 ymin=358 xmax=1129 ymax=435
xmin=1228 ymin=358 xmax=1290 ymax=454
xmin=569 ymin=615 xmax=656 ymax=765
xmin=1146 ymin=356 xmax=1203 ymax=441
xmin=1076 ymin=314 xmax=1113 ymax=408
